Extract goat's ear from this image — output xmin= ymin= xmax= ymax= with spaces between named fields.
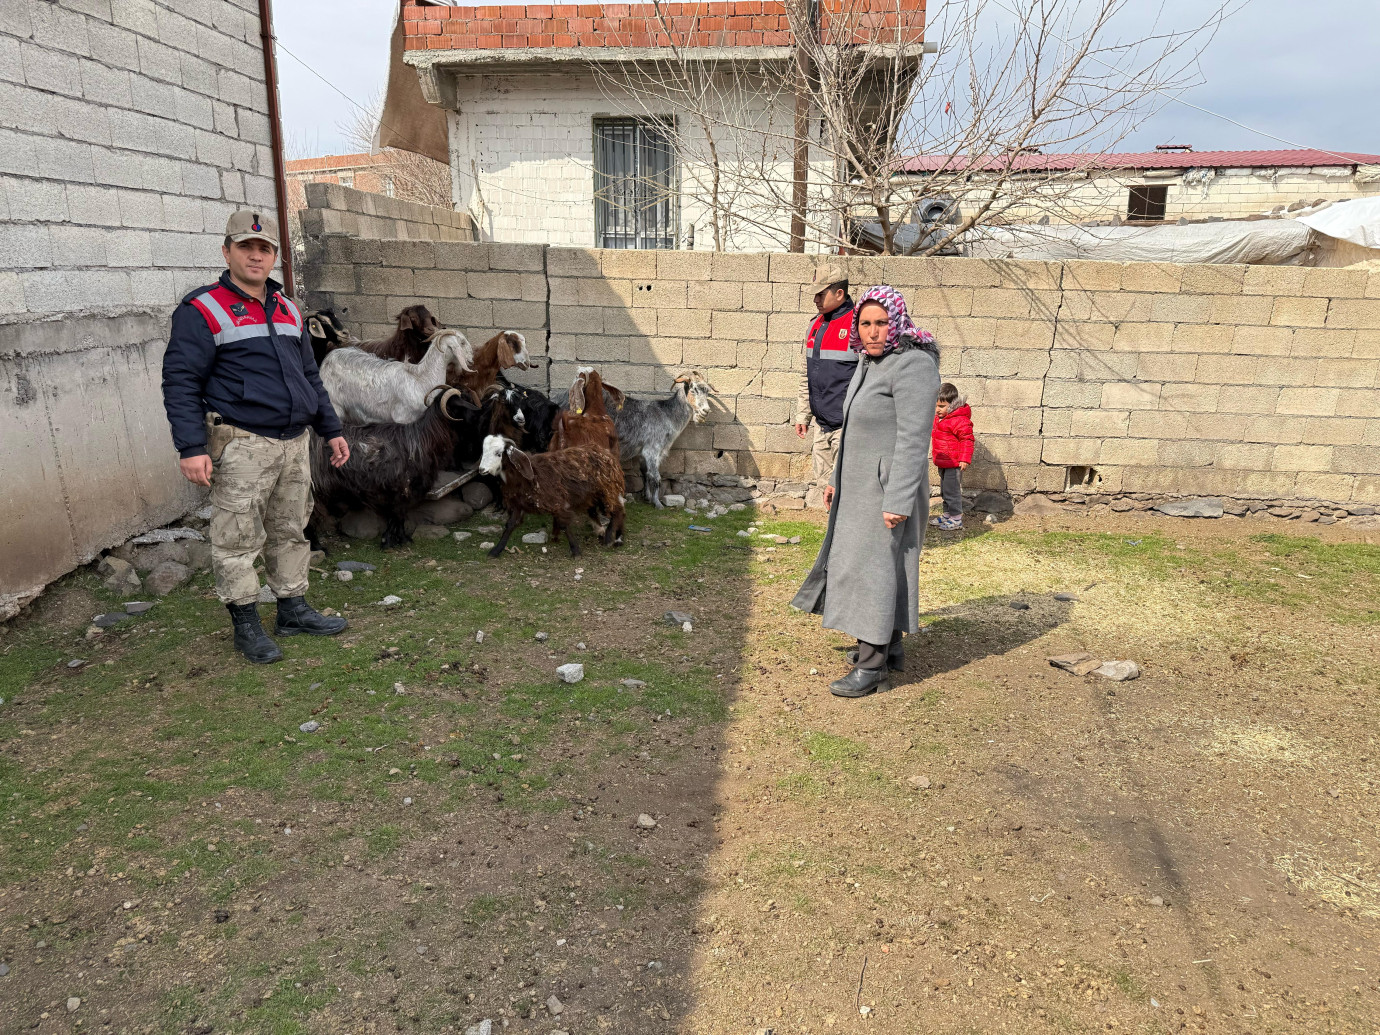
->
xmin=568 ymin=378 xmax=585 ymax=414
xmin=511 ymin=448 xmax=537 ymax=482
xmin=604 ymin=382 xmax=626 ymax=410
xmin=397 ymin=308 xmax=417 ymax=331
xmin=308 ymin=317 xmax=325 ymax=339
xmin=496 ymin=336 xmax=515 ymax=368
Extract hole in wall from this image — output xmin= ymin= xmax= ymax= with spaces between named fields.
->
xmin=1065 ymin=466 xmax=1101 ymax=490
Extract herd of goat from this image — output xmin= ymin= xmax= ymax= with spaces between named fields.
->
xmin=301 ymin=305 xmax=712 ymax=555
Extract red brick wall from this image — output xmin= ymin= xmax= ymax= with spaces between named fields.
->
xmin=401 ymin=0 xmax=924 ymax=51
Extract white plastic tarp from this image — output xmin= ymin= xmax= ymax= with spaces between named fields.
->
xmin=1296 ymin=196 xmax=1380 ymax=249
xmin=965 ymin=220 xmax=1314 ymax=264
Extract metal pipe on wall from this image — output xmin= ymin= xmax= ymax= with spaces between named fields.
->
xmin=257 ymin=0 xmax=295 ymax=296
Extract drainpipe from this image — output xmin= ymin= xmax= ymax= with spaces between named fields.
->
xmin=258 ymin=0 xmax=295 ymax=296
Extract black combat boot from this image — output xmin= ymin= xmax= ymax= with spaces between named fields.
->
xmin=227 ymin=603 xmax=283 ymax=664
xmin=274 ymin=596 xmax=348 ymax=637
xmin=829 ymin=665 xmax=890 ymax=698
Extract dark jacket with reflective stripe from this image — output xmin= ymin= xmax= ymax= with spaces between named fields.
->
xmin=161 ymin=271 xmax=343 ymax=458
xmin=804 ymin=297 xmax=857 ymax=432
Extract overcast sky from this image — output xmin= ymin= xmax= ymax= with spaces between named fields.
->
xmin=275 ymin=0 xmax=1380 ymax=159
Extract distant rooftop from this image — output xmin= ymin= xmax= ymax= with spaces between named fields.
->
xmin=285 ymin=153 xmax=392 ymax=174
xmin=902 ymin=149 xmax=1380 ymax=174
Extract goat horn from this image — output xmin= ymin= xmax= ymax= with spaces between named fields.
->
xmin=438 ymin=387 xmax=467 ymax=420
xmin=425 ymin=384 xmax=451 ymax=406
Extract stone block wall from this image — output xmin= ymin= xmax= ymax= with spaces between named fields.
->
xmin=1 ymin=0 xmax=277 ymax=620
xmin=299 ymin=215 xmax=1380 ymax=512
xmin=297 ymin=182 xmax=473 ymax=244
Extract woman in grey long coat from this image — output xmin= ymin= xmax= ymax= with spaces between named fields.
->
xmin=791 ymin=285 xmax=941 ymax=698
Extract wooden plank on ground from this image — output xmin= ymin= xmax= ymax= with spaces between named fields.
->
xmin=427 ymin=467 xmax=479 ymax=500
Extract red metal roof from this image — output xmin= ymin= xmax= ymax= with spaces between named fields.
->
xmin=901 ymin=149 xmax=1380 ymax=173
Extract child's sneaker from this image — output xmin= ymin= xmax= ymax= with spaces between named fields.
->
xmin=937 ymin=513 xmax=963 ymax=531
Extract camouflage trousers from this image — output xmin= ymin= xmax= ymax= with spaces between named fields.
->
xmin=807 ymin=427 xmax=841 ymax=509
xmin=209 ymin=425 xmax=313 ymax=606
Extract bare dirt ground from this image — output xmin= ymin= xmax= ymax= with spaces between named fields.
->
xmin=1 ymin=504 xmax=1378 ymax=1035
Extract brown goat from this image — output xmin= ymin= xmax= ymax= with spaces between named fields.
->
xmin=550 ymin=366 xmax=625 ymax=459
xmin=356 ymin=305 xmax=441 ymax=363
xmin=455 ymin=331 xmax=534 ymax=394
xmin=478 ymin=435 xmax=626 ymax=556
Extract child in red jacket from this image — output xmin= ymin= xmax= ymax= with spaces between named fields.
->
xmin=931 ymin=382 xmax=974 ymax=530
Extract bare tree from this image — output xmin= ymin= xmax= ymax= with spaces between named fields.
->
xmin=339 ymin=93 xmax=454 ymax=209
xmin=592 ymin=0 xmax=1239 ymax=253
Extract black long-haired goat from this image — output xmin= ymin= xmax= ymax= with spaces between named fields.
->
xmin=310 ymin=386 xmax=475 ymax=549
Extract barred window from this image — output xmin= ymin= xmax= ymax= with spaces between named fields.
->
xmin=593 ymin=118 xmax=677 ymax=250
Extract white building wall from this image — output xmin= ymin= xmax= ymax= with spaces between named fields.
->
xmin=1 ymin=0 xmax=276 ymax=619
xmin=447 ymin=69 xmax=835 ymax=252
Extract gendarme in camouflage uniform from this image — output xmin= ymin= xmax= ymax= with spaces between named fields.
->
xmin=162 ymin=211 xmax=350 ymax=663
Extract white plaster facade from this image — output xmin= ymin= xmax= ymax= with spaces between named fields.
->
xmin=445 ymin=68 xmax=839 ymax=252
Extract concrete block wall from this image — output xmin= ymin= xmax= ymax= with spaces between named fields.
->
xmin=1 ymin=0 xmax=276 ymax=620
xmin=297 ymin=182 xmax=473 ymax=244
xmin=302 ymin=227 xmax=1380 ymax=508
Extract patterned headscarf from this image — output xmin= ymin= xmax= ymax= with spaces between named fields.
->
xmin=849 ymin=284 xmax=936 ymax=357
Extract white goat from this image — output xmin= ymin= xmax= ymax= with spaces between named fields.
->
xmin=320 ymin=329 xmax=474 ymax=424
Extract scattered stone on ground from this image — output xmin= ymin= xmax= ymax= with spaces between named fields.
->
xmin=1048 ymin=652 xmax=1103 ymax=676
xmin=535 ymin=632 xmax=549 ymax=642
xmin=662 ymin=494 xmax=686 ymax=508
xmin=336 ymin=561 xmax=376 ymax=572
xmin=546 ymin=995 xmax=565 ymax=1015
xmin=478 ymin=541 xmax=496 ymax=550
xmin=340 ymin=510 xmax=386 ymax=540
xmin=125 ymin=601 xmax=154 ymax=614
xmin=335 ymin=570 xmax=353 ymax=582
xmin=907 ymin=775 xmax=931 ymax=789
xmin=378 ymin=595 xmax=403 ymax=606
xmin=557 ymin=663 xmax=584 ymax=684
xmin=729 ymin=503 xmax=747 ymax=511
xmin=92 ymin=613 xmax=132 ymax=629
xmin=67 ymin=659 xmax=85 ymax=669
xmin=475 ymin=525 xmax=503 ymax=534
xmin=621 ymin=678 xmax=646 ymax=688
xmin=1008 ymin=600 xmax=1031 ymax=610
xmin=461 ymin=482 xmax=494 ymax=509
xmin=475 ymin=630 xmax=485 ymax=643
xmin=413 ymin=523 xmax=449 ymax=539
xmin=665 ymin=611 xmax=693 ymax=626
xmin=145 ymin=560 xmax=191 ymax=596
xmin=1014 ymin=494 xmax=1067 ymax=517
xmin=1095 ymin=660 xmax=1141 ymax=681
xmin=522 ymin=530 xmax=548 ymax=544
xmin=257 ymin=585 xmax=276 ymax=604
xmin=789 ymin=535 xmax=801 ymax=544
xmin=66 ymin=997 xmax=80 ymax=1013
xmin=682 ymin=621 xmax=694 ymax=632
xmin=1346 ymin=514 xmax=1380 ymax=529
xmin=299 ymin=721 xmax=320 ymax=733
xmin=1052 ymin=592 xmax=1079 ymax=602
xmin=1154 ymin=498 xmax=1224 ymax=519
xmin=453 ymin=531 xmax=472 ymax=541
xmin=129 ymin=527 xmax=204 ymax=544
xmin=464 ymin=1021 xmax=493 ymax=1035
xmin=0 ymin=962 xmax=9 ymax=976
xmin=636 ymin=814 xmax=658 ymax=829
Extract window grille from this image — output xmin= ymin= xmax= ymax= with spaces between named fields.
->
xmin=1127 ymin=184 xmax=1168 ymax=222
xmin=594 ymin=118 xmax=677 ymax=250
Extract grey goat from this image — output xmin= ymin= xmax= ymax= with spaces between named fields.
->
xmin=560 ymin=371 xmax=711 ymax=507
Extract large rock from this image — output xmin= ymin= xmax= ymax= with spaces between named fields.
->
xmin=413 ymin=523 xmax=450 ymax=540
xmin=340 ymin=510 xmax=386 ymax=540
xmin=1154 ymin=498 xmax=1223 ymax=519
xmin=1014 ymin=494 xmax=1067 ymax=517
xmin=184 ymin=540 xmax=212 ymax=572
xmin=145 ymin=561 xmax=191 ymax=596
xmin=98 ymin=556 xmax=141 ymax=596
xmin=460 ymin=481 xmax=494 ymax=510
xmin=131 ymin=541 xmax=189 ymax=572
xmin=411 ymin=497 xmax=474 ymax=526
xmin=971 ymin=490 xmax=1014 ymax=515
xmin=1345 ymin=514 xmax=1380 ymax=530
